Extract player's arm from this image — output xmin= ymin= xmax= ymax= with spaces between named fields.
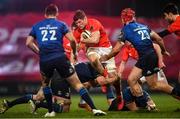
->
xmin=65 ymin=31 xmax=77 ymax=60
xmin=150 ymin=30 xmax=170 ymax=56
xmin=100 ymin=31 xmax=125 ymax=61
xmin=153 ymin=43 xmax=165 ymax=68
xmin=100 ymin=41 xmax=124 ymax=62
xmin=118 ymin=61 xmax=127 ymax=78
xmin=26 ymin=36 xmax=39 ymax=55
xmin=157 ymin=29 xmax=171 ymax=37
xmin=95 ymin=75 xmax=118 ymax=85
xmin=80 ymin=30 xmax=100 ymax=44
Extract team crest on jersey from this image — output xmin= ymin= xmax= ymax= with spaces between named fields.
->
xmin=90 ymin=26 xmax=93 ymax=31
xmin=146 ymin=70 xmax=152 ymax=75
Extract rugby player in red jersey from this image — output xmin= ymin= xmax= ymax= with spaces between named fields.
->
xmin=72 ymin=10 xmax=122 ymax=105
xmin=158 ymin=3 xmax=180 ymax=83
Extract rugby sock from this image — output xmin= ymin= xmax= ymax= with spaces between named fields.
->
xmin=136 ymin=94 xmax=149 ymax=107
xmin=36 ymin=102 xmax=63 ymax=113
xmin=79 ymin=99 xmax=86 ymax=104
xmin=79 ymin=87 xmax=96 ymax=109
xmin=8 ymin=94 xmax=32 ymax=108
xmin=43 ymin=86 xmax=53 ymax=112
xmin=106 ymin=84 xmax=115 ymax=100
xmin=171 ymin=86 xmax=180 ymax=100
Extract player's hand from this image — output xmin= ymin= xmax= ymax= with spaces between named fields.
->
xmin=162 ymin=51 xmax=171 ymax=57
xmin=96 ymin=76 xmax=108 ymax=85
xmin=73 ymin=53 xmax=78 ymax=63
xmin=158 ymin=60 xmax=166 ymax=69
xmin=100 ymin=55 xmax=109 ymax=62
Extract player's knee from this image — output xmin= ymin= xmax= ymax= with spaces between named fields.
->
xmin=148 ymin=82 xmax=158 ymax=91
xmin=34 ymin=94 xmax=44 ymax=101
xmin=74 ymin=83 xmax=84 ymax=91
xmin=131 ymin=87 xmax=143 ymax=97
xmin=127 ymin=78 xmax=135 ymax=86
xmin=128 ymin=74 xmax=138 ymax=85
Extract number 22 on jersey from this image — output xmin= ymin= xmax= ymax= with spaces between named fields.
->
xmin=41 ymin=30 xmax=57 ymax=41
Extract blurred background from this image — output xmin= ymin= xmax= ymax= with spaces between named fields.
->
xmin=0 ymin=0 xmax=179 ymax=95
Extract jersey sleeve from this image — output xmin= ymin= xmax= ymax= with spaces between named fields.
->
xmin=121 ymin=47 xmax=129 ymax=62
xmin=29 ymin=25 xmax=36 ymax=39
xmin=73 ymin=30 xmax=81 ymax=44
xmin=62 ymin=23 xmax=70 ymax=35
xmin=117 ymin=31 xmax=126 ymax=43
xmin=167 ymin=22 xmax=180 ymax=33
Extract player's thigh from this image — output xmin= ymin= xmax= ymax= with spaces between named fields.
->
xmin=145 ymin=73 xmax=158 ymax=87
xmin=55 ymin=57 xmax=75 ymax=78
xmin=35 ymin=87 xmax=45 ymax=101
xmin=40 ymin=61 xmax=54 ymax=79
xmin=128 ymin=66 xmax=142 ymax=84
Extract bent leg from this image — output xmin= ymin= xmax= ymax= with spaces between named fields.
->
xmin=127 ymin=66 xmax=143 ymax=97
xmin=66 ymin=72 xmax=96 ymax=110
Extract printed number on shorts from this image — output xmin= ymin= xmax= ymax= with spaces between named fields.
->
xmin=42 ymin=30 xmax=57 ymax=41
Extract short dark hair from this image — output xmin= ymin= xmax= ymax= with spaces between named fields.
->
xmin=73 ymin=10 xmax=86 ymax=21
xmin=45 ymin=4 xmax=58 ymax=16
xmin=163 ymin=3 xmax=179 ymax=14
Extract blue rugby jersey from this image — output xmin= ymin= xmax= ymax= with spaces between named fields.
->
xmin=119 ymin=22 xmax=154 ymax=57
xmin=29 ymin=18 xmax=69 ymax=61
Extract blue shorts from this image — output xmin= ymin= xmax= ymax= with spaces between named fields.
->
xmin=40 ymin=56 xmax=75 ymax=79
xmin=51 ymin=70 xmax=71 ymax=99
xmin=75 ymin=62 xmax=99 ymax=83
xmin=135 ymin=50 xmax=159 ymax=76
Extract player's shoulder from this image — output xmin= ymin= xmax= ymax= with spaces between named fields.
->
xmin=171 ymin=16 xmax=180 ymax=26
xmin=52 ymin=19 xmax=68 ymax=28
xmin=175 ymin=15 xmax=180 ymax=22
xmin=32 ymin=19 xmax=46 ymax=28
xmin=88 ymin=18 xmax=101 ymax=25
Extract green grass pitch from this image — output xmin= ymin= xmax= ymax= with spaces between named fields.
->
xmin=0 ymin=93 xmax=180 ymax=118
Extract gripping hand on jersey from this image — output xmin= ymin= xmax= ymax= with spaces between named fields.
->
xmin=100 ymin=55 xmax=109 ymax=62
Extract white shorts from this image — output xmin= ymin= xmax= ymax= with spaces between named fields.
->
xmin=86 ymin=46 xmax=116 ymax=73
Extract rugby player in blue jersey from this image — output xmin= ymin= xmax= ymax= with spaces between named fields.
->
xmin=25 ymin=4 xmax=106 ymax=117
xmin=100 ymin=8 xmax=180 ymax=107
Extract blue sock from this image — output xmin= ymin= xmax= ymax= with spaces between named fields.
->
xmin=53 ymin=103 xmax=63 ymax=113
xmin=8 ymin=94 xmax=32 ymax=107
xmin=136 ymin=94 xmax=148 ymax=108
xmin=79 ymin=87 xmax=96 ymax=109
xmin=43 ymin=86 xmax=53 ymax=112
xmin=106 ymin=85 xmax=115 ymax=100
xmin=171 ymin=86 xmax=180 ymax=97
